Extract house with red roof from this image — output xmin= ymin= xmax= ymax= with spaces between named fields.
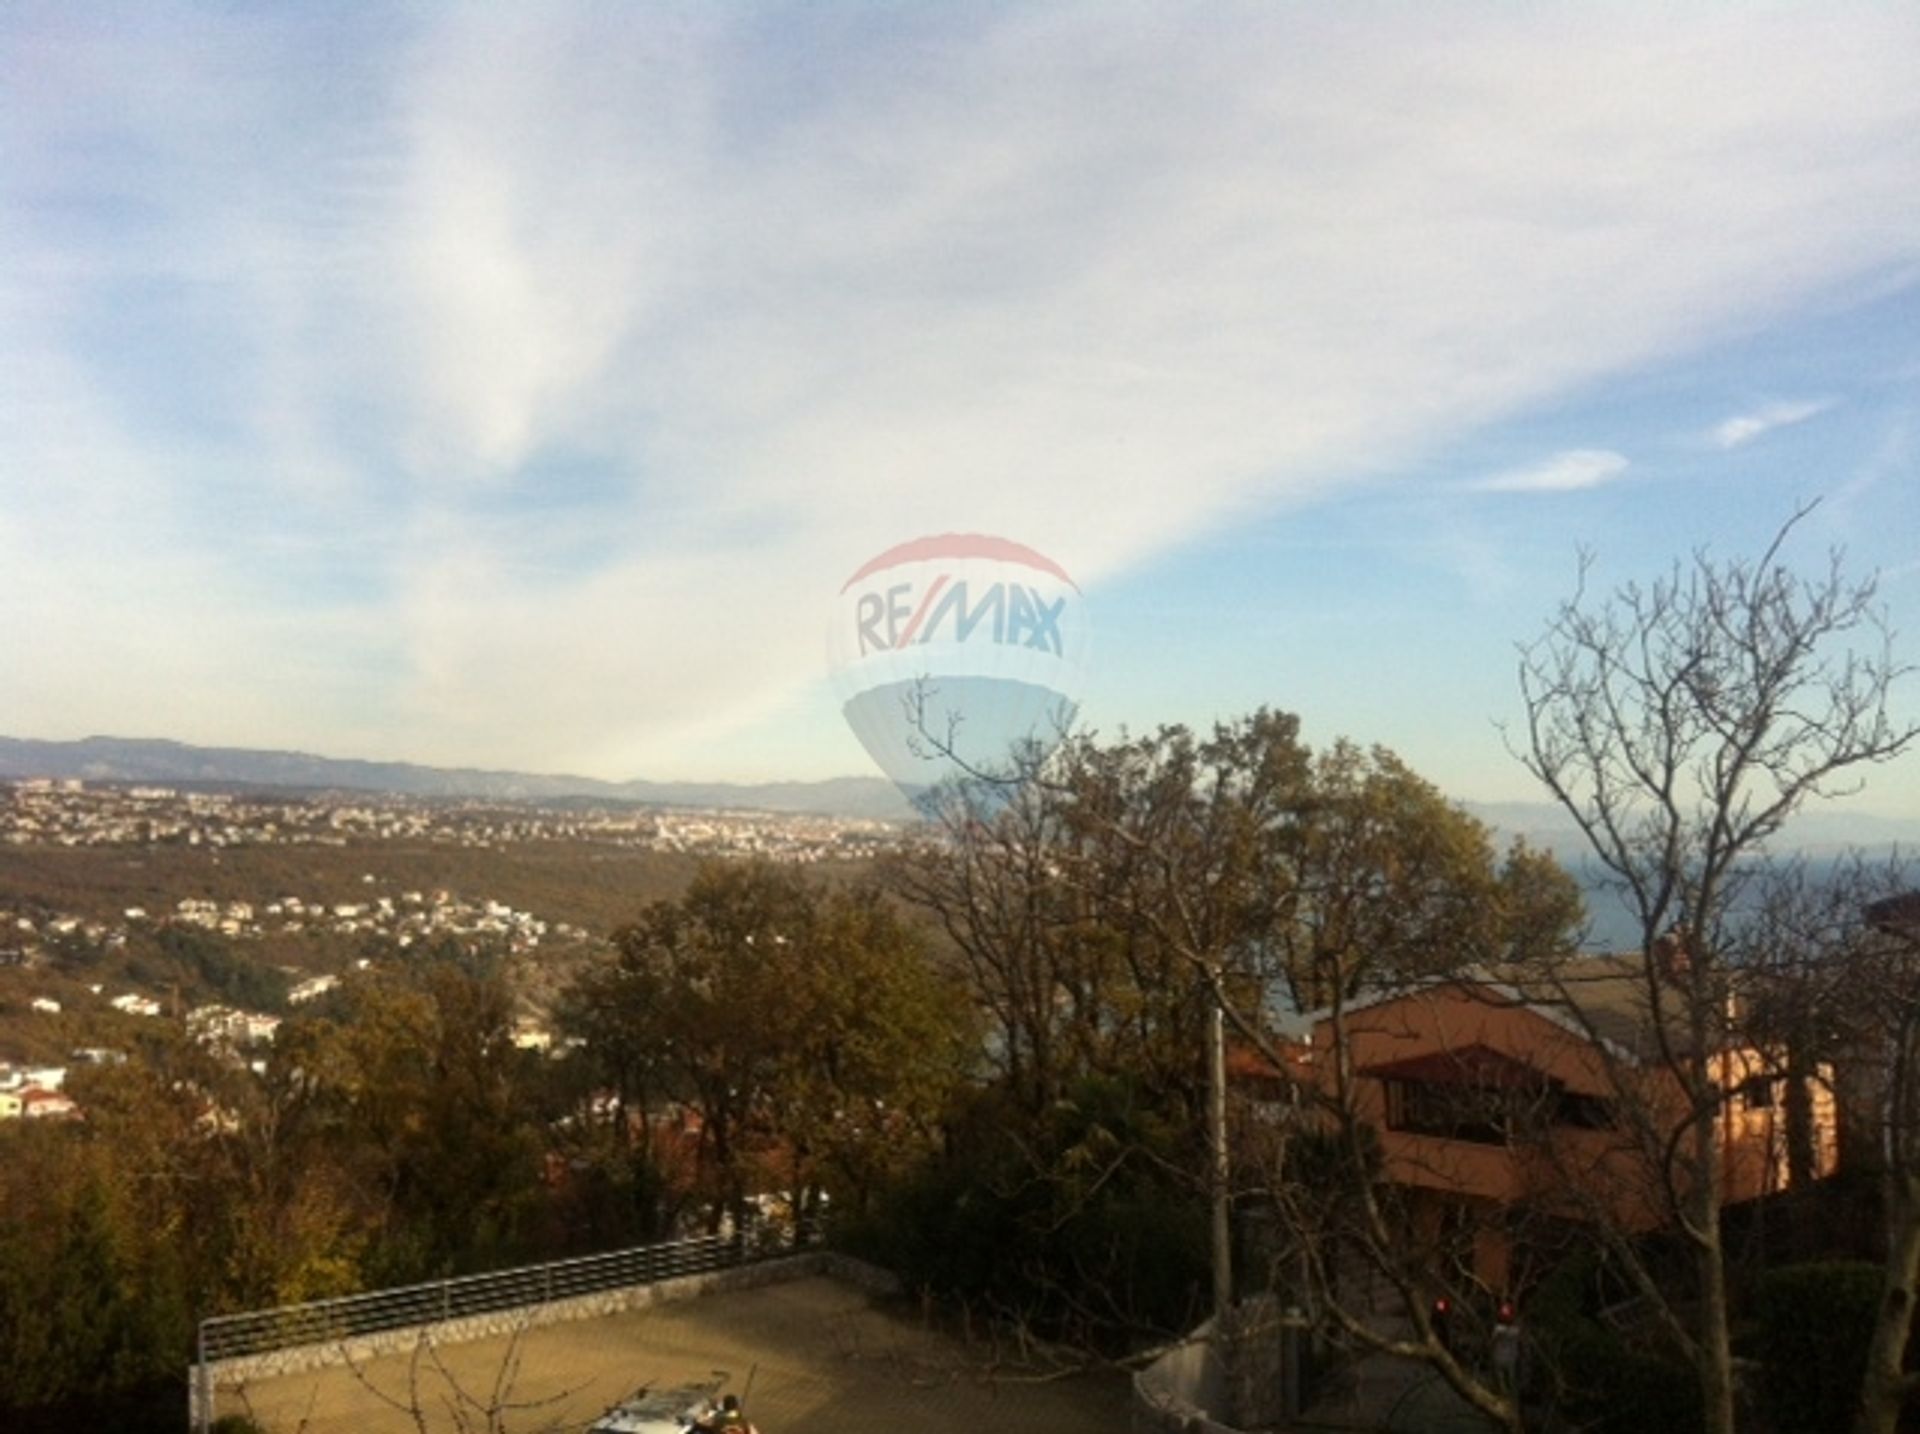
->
xmin=1302 ymin=960 xmax=1834 ymax=1288
xmin=19 ymin=1086 xmax=79 ymax=1121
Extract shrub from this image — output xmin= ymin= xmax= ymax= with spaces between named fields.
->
xmin=1527 ymin=1255 xmax=1702 ymax=1434
xmin=1751 ymin=1261 xmax=1880 ymax=1434
xmin=843 ymin=1076 xmax=1209 ymax=1349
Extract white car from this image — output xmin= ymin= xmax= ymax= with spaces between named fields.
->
xmin=587 ymin=1375 xmax=726 ymax=1434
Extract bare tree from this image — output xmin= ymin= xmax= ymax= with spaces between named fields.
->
xmin=332 ymin=1320 xmax=583 ymax=1434
xmin=893 ymin=711 xmax=1580 ymax=1431
xmin=1514 ymin=507 xmax=1917 ymax=1434
xmin=1853 ymin=887 xmax=1920 ymax=1434
xmin=1744 ymin=865 xmax=1920 ymax=1434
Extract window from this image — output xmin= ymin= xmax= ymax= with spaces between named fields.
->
xmin=1738 ymin=1076 xmax=1778 ymax=1111
xmin=1553 ymin=1090 xmax=1616 ymax=1130
xmin=1384 ymin=1079 xmax=1508 ymax=1145
xmin=1383 ymin=1077 xmax=1615 ymax=1143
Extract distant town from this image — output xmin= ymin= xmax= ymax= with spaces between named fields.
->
xmin=1 ymin=777 xmax=901 ymax=859
xmin=0 ymin=778 xmax=905 ymax=1123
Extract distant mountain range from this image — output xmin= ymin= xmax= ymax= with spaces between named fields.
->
xmin=0 ymin=735 xmax=915 ymax=820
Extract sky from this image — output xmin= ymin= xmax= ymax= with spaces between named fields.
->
xmin=2 ymin=3 xmax=1918 ymax=816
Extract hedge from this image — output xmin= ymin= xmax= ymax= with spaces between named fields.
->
xmin=1751 ymin=1261 xmax=1881 ymax=1434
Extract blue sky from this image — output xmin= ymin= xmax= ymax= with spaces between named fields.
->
xmin=2 ymin=3 xmax=1917 ymax=816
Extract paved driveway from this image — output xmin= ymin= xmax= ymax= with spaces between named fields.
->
xmin=221 ymin=1275 xmax=1130 ymax=1434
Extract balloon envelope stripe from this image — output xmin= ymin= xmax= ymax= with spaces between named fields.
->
xmin=838 ymin=533 xmax=1079 ymax=593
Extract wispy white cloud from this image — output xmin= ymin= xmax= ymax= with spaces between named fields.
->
xmin=1709 ymin=398 xmax=1836 ymax=449
xmin=1828 ymin=411 xmax=1913 ymax=516
xmin=1473 ymin=450 xmax=1631 ymax=494
xmin=2 ymin=4 xmax=1919 ymax=776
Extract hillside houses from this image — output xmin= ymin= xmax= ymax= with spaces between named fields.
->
xmin=187 ymin=1004 xmax=282 ymax=1047
xmin=18 ymin=1088 xmax=77 ymax=1120
xmin=174 ymin=897 xmax=257 ymax=936
xmin=0 ymin=881 xmax=601 ymax=1071
xmin=287 ymin=974 xmax=339 ymax=1005
xmin=0 ymin=1062 xmax=80 ymax=1122
xmin=4 ymin=883 xmax=587 ymax=981
xmin=0 ymin=778 xmax=898 ymax=860
xmin=0 ymin=778 xmax=902 ymax=1134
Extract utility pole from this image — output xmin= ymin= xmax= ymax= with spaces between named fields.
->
xmin=1209 ymin=999 xmax=1233 ymax=1323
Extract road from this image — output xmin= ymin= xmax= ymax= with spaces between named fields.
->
xmin=220 ymin=1275 xmax=1131 ymax=1434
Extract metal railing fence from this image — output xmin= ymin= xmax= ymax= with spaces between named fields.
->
xmin=198 ymin=1218 xmax=820 ymax=1365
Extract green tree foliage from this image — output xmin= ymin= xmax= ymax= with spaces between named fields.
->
xmin=888 ymin=768 xmax=1168 ymax=1115
xmin=852 ymin=1074 xmax=1209 ymax=1344
xmin=1224 ymin=736 xmax=1580 ymax=1008
xmin=771 ymin=882 xmax=975 ymax=1215
xmin=894 ymin=715 xmax=1577 ymax=1111
xmin=0 ymin=1054 xmax=230 ymax=1428
xmin=155 ymin=924 xmax=290 ymax=1011
xmin=0 ymin=948 xmax=558 ymax=1425
xmin=561 ymin=861 xmax=972 ymax=1234
xmin=0 ymin=1133 xmax=190 ymax=1410
xmin=878 ymin=710 xmax=1582 ymax=1353
xmin=274 ymin=953 xmax=547 ymax=1279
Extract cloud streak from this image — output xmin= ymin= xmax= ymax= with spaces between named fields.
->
xmin=1710 ymin=399 xmax=1836 ymax=449
xmin=1473 ymin=450 xmax=1631 ymax=494
xmin=2 ymin=4 xmax=1919 ymax=777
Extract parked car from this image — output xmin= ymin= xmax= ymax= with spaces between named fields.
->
xmin=587 ymin=1373 xmax=728 ymax=1434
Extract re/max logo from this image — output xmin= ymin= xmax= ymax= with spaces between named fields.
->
xmin=855 ymin=577 xmax=1066 ymax=656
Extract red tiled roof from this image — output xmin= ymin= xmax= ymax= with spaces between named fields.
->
xmin=1225 ymin=1042 xmax=1307 ymax=1082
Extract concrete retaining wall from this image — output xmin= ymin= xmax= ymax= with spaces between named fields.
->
xmin=194 ymin=1249 xmax=900 ymax=1421
xmin=1130 ymin=1297 xmax=1301 ymax=1434
xmin=1132 ymin=1321 xmax=1235 ymax=1434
